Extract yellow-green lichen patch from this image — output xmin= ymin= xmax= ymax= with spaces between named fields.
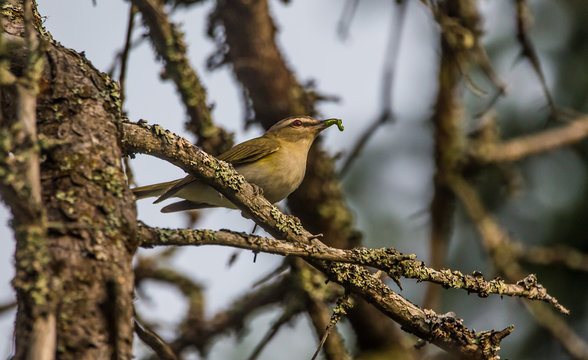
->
xmin=151 ymin=124 xmax=173 ymax=144
xmin=1 ymin=3 xmax=22 ymax=20
xmin=55 ymin=189 xmax=77 ymax=205
xmin=157 ymin=228 xmax=178 ymax=244
xmin=269 ymin=206 xmax=303 ymax=235
xmin=329 ymin=296 xmax=353 ymax=327
xmin=104 ymin=166 xmax=126 ymax=197
xmin=213 ymin=160 xmax=245 ymax=192
xmin=13 ymin=225 xmax=52 ymax=307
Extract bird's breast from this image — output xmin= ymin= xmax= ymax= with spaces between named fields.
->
xmin=236 ymin=145 xmax=308 ymax=203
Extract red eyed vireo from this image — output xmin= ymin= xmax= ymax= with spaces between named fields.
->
xmin=132 ymin=116 xmax=344 ymax=212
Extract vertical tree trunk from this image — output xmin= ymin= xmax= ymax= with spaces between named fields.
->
xmin=1 ymin=3 xmax=137 ymax=359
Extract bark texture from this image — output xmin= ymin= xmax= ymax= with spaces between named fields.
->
xmin=1 ymin=3 xmax=138 ymax=359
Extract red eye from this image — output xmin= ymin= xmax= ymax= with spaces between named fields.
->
xmin=292 ymin=120 xmax=302 ymax=127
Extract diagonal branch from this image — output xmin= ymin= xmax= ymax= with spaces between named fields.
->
xmin=135 ymin=318 xmax=179 ymax=360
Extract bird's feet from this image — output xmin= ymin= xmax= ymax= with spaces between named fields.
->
xmin=251 ymin=183 xmax=264 ymax=196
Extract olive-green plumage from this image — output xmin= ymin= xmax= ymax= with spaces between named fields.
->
xmin=132 ymin=116 xmax=343 ymax=213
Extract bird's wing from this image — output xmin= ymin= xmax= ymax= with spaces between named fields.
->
xmin=154 ymin=136 xmax=280 ymax=204
xmin=153 ymin=175 xmax=196 ymax=204
xmin=218 ymin=136 xmax=281 ymax=165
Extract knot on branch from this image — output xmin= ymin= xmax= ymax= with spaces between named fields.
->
xmin=517 ymin=273 xmax=538 ymax=290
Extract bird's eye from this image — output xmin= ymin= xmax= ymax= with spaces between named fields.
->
xmin=292 ymin=120 xmax=303 ymax=127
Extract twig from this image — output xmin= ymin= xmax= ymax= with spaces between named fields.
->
xmin=0 ymin=301 xmax=16 ymax=315
xmin=310 ymin=295 xmax=352 ymax=360
xmin=106 ymin=34 xmax=146 ymax=77
xmin=246 ymin=304 xmax=302 ymax=360
xmin=291 ymin=258 xmax=350 ymax=360
xmin=251 ymin=261 xmax=289 ymax=288
xmin=514 ymin=0 xmax=557 ymax=118
xmin=336 ymin=0 xmax=359 ymax=40
xmin=339 ymin=1 xmax=406 ymax=177
xmin=119 ymin=4 xmax=136 ymax=107
xmin=134 ymin=318 xmax=178 ymax=360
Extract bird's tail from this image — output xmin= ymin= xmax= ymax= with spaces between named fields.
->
xmin=132 ymin=180 xmax=181 ymax=200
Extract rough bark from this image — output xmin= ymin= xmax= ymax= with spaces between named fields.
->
xmin=1 ymin=3 xmax=138 ymax=358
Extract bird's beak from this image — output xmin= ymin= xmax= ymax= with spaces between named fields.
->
xmin=318 ymin=118 xmax=344 ymax=132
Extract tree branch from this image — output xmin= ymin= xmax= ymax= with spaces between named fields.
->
xmin=470 ymin=115 xmax=588 ymax=163
xmin=512 ymin=243 xmax=588 ymax=273
xmin=137 ymin=224 xmax=567 ymax=313
xmin=135 ymin=319 xmax=179 ymax=360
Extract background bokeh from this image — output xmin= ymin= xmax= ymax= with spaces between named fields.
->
xmin=1 ymin=1 xmax=587 ymax=359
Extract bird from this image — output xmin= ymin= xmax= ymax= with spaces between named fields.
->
xmin=132 ymin=116 xmax=343 ymax=213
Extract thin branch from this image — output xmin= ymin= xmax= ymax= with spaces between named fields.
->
xmin=309 ymin=295 xmax=352 ymax=360
xmin=119 ymin=4 xmax=136 ymax=107
xmin=470 ymin=115 xmax=588 ymax=163
xmin=514 ymin=0 xmax=556 ymax=117
xmin=336 ymin=0 xmax=359 ymax=40
xmin=131 ymin=0 xmax=232 ymax=154
xmin=0 ymin=301 xmax=16 ymax=315
xmin=135 ymin=318 xmax=179 ymax=360
xmin=137 ymin=224 xmax=567 ymax=313
xmin=339 ymin=1 xmax=406 ymax=177
xmin=246 ymin=304 xmax=302 ymax=360
xmin=292 ymin=257 xmax=351 ymax=360
xmin=512 ymin=243 xmax=588 ymax=273
xmin=122 ymin=121 xmax=513 ymax=359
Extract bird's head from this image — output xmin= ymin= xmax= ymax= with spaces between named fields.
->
xmin=265 ymin=116 xmax=344 ymax=145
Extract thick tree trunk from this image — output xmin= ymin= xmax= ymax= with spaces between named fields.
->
xmin=1 ymin=2 xmax=137 ymax=359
